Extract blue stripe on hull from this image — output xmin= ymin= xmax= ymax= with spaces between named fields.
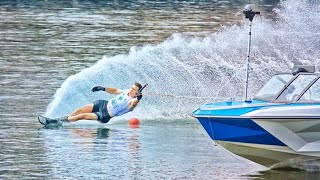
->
xmin=197 ymin=117 xmax=286 ymax=146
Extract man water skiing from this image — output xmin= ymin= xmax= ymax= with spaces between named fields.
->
xmin=38 ymin=82 xmax=146 ymax=125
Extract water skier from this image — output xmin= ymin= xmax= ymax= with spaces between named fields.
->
xmin=38 ymin=82 xmax=146 ymax=125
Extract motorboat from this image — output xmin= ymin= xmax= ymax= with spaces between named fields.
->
xmin=192 ymin=65 xmax=320 ymax=169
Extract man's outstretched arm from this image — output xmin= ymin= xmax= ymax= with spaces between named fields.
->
xmin=105 ymin=87 xmax=122 ymax=94
xmin=92 ymin=86 xmax=122 ymax=94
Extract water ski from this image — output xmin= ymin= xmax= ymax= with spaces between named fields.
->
xmin=38 ymin=115 xmax=64 ymax=126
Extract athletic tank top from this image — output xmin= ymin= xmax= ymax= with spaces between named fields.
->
xmin=107 ymin=89 xmax=135 ymax=117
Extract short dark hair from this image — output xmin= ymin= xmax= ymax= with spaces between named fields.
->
xmin=134 ymin=82 xmax=142 ymax=91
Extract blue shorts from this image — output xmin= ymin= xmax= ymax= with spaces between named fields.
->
xmin=92 ymin=100 xmax=111 ymax=123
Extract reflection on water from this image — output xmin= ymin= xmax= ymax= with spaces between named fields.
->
xmin=69 ymin=127 xmax=110 ymax=139
xmin=3 ymin=0 xmax=319 ymax=179
xmin=34 ymin=120 xmax=264 ymax=179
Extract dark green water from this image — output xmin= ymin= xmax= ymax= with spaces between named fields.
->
xmin=2 ymin=0 xmax=320 ymax=179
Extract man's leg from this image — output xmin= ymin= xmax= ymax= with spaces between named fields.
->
xmin=70 ymin=104 xmax=94 ymax=116
xmin=38 ymin=108 xmax=97 ymax=125
xmin=68 ymin=113 xmax=98 ymax=122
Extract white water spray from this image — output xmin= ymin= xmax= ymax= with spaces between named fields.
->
xmin=45 ymin=0 xmax=320 ymax=120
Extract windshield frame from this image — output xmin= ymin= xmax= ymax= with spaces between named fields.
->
xmin=253 ymin=73 xmax=320 ymax=103
xmin=253 ymin=73 xmax=294 ymax=102
xmin=272 ymin=73 xmax=320 ymax=103
xmin=295 ymin=74 xmax=320 ymax=103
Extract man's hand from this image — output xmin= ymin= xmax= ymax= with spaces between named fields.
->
xmin=136 ymin=94 xmax=142 ymax=101
xmin=92 ymin=86 xmax=105 ymax=92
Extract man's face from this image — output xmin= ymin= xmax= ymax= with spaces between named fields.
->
xmin=129 ymin=85 xmax=139 ymax=97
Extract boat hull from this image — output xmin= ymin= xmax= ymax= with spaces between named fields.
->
xmin=217 ymin=141 xmax=320 ymax=170
xmin=196 ymin=117 xmax=285 ymax=146
xmin=195 ymin=115 xmax=320 ymax=168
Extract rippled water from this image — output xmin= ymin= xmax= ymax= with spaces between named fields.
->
xmin=2 ymin=0 xmax=320 ymax=179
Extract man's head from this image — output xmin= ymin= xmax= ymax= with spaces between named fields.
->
xmin=128 ymin=82 xmax=142 ymax=98
xmin=134 ymin=82 xmax=142 ymax=92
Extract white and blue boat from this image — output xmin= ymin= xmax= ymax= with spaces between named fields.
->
xmin=192 ymin=5 xmax=320 ymax=169
xmin=192 ymin=65 xmax=320 ymax=168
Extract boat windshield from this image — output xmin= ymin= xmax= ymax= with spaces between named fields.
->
xmin=298 ymin=76 xmax=320 ymax=103
xmin=254 ymin=74 xmax=293 ymax=102
xmin=274 ymin=74 xmax=318 ymax=103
